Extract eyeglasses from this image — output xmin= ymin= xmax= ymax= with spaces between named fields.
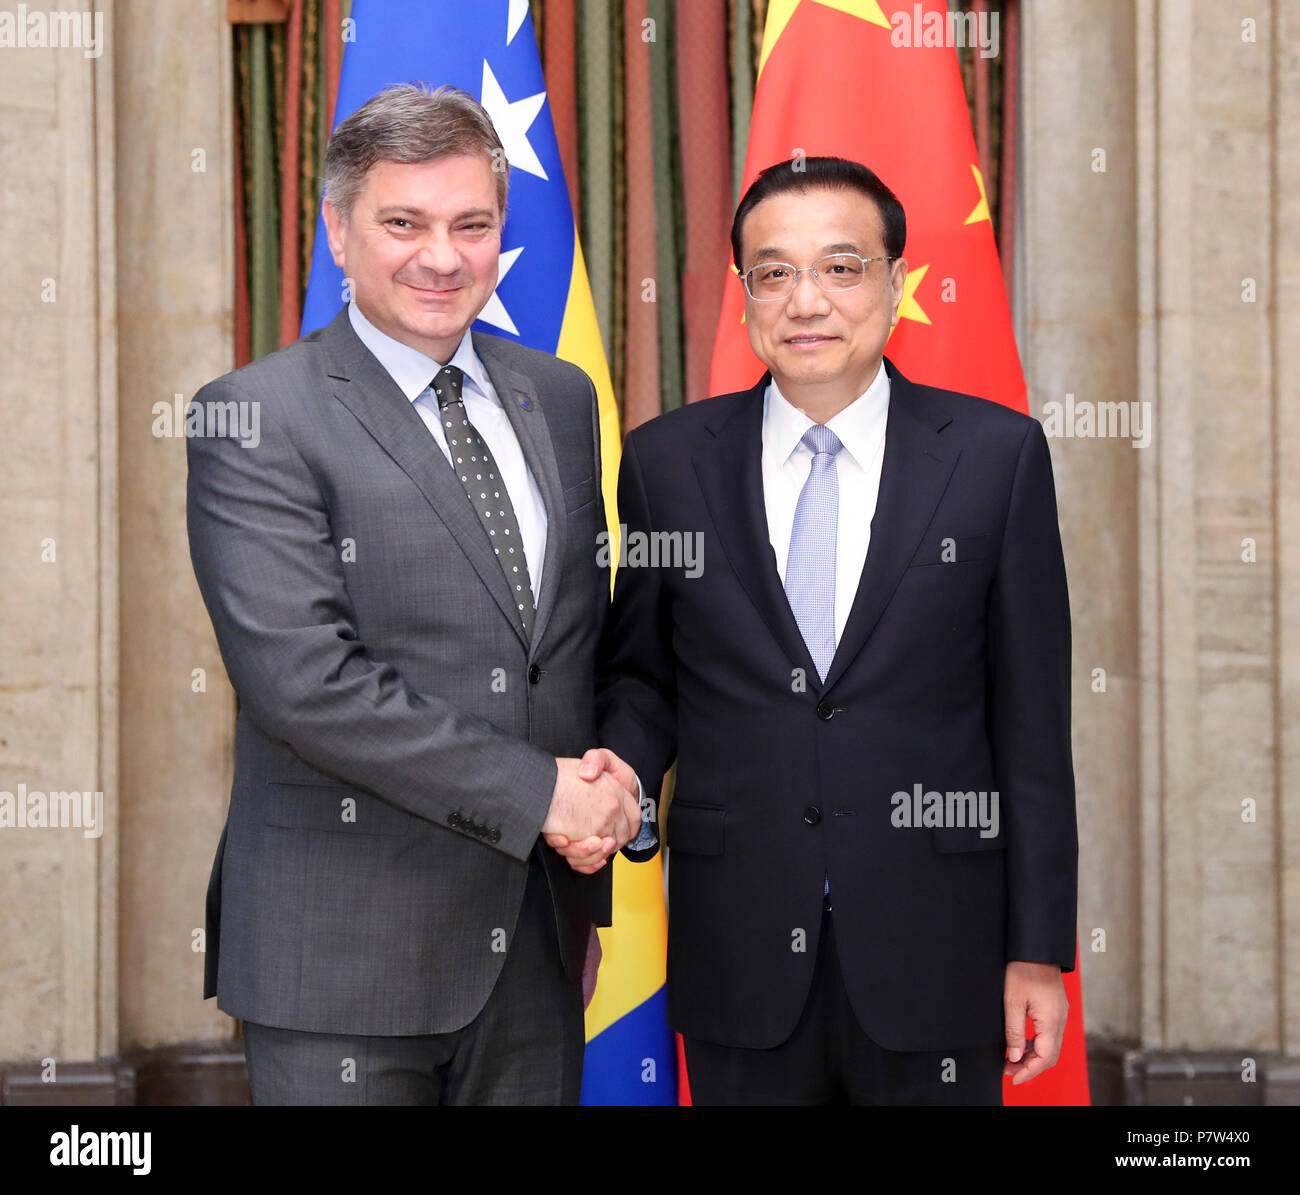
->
xmin=740 ymin=252 xmax=894 ymax=301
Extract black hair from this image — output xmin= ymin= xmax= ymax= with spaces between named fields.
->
xmin=730 ymin=156 xmax=906 ymax=268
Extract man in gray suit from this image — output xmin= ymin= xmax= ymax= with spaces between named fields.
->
xmin=186 ymin=84 xmax=642 ymax=1105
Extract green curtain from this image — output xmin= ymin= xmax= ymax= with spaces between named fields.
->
xmin=235 ymin=0 xmax=350 ymax=364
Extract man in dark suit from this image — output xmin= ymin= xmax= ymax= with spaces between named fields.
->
xmin=186 ymin=83 xmax=641 ymax=1105
xmin=571 ymin=157 xmax=1077 ymax=1105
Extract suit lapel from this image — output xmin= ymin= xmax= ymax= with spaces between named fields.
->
xmin=321 ymin=309 xmax=528 ymax=649
xmin=693 ymin=376 xmax=822 ymax=682
xmin=821 ymin=360 xmax=959 ymax=692
xmin=473 ymin=331 xmax=567 ymax=658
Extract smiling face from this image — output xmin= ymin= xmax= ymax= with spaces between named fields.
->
xmin=322 ymin=153 xmax=502 ymax=362
xmin=738 ymin=185 xmax=907 ymax=417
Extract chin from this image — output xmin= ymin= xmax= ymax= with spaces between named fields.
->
xmin=404 ymin=311 xmax=461 ymax=337
xmin=780 ymin=354 xmax=840 ymax=378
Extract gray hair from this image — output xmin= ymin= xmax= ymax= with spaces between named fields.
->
xmin=323 ymin=83 xmax=508 ymax=221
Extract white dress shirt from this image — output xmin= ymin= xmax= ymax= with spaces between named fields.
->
xmin=348 ymin=301 xmax=547 ymax=603
xmin=761 ymin=360 xmax=890 ymax=645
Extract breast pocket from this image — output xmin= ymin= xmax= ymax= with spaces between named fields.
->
xmin=907 ymin=531 xmax=991 ymax=568
xmin=563 ymin=474 xmax=597 ymax=512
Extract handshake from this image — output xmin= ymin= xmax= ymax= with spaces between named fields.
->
xmin=543 ymin=748 xmax=644 ymax=874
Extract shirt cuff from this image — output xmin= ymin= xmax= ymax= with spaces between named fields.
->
xmin=630 ymin=772 xmax=658 ymax=849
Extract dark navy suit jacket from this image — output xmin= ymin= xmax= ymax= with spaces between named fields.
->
xmin=599 ymin=358 xmax=1077 ymax=1051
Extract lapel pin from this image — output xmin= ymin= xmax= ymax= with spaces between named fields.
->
xmin=519 ymin=395 xmax=533 ymax=411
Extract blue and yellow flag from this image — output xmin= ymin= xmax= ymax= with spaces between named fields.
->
xmin=300 ymin=0 xmax=674 ymax=1106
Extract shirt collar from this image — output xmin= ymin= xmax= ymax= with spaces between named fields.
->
xmin=347 ymin=300 xmax=495 ymax=404
xmin=763 ymin=358 xmax=890 ymax=468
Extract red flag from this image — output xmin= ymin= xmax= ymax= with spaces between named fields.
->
xmin=706 ymin=0 xmax=1088 ymax=1105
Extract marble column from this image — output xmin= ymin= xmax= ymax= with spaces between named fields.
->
xmin=1021 ymin=0 xmax=1143 ymax=1048
xmin=1023 ymin=0 xmax=1299 ymax=1086
xmin=113 ymin=0 xmax=237 ymax=1051
xmin=0 ymin=1 xmax=121 ymax=1067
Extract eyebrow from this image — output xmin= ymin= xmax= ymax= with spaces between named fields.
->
xmin=373 ymin=205 xmax=499 ymax=222
xmin=750 ymin=241 xmax=866 ymax=262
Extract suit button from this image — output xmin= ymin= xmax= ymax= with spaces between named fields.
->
xmin=815 ymin=700 xmax=834 ymax=721
xmin=803 ymin=805 xmax=822 ymax=825
xmin=488 ymin=827 xmax=501 ymax=844
xmin=528 ymin=664 xmax=541 ymax=684
xmin=448 ymin=810 xmax=463 ymax=828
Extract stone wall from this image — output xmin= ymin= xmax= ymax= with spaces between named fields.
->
xmin=0 ymin=0 xmax=1295 ymax=1104
xmin=1022 ymin=0 xmax=1299 ymax=1097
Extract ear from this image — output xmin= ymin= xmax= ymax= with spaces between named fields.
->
xmin=888 ymin=256 xmax=908 ymax=327
xmin=321 ymin=198 xmax=348 ymax=270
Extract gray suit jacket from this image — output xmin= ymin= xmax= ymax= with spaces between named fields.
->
xmin=186 ymin=306 xmax=611 ymax=1035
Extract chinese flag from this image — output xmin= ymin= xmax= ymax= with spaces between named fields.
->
xmin=705 ymin=0 xmax=1089 ymax=1106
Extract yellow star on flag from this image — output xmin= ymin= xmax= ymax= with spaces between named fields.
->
xmin=728 ymin=262 xmax=748 ymax=324
xmin=894 ymin=263 xmax=932 ymax=327
xmin=758 ymin=0 xmax=891 ymax=79
xmin=964 ymin=164 xmax=991 ymax=225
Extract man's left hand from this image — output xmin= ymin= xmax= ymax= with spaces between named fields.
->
xmin=1002 ymin=961 xmax=1067 ymax=1085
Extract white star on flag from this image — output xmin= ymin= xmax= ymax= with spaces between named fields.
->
xmin=477 ymin=245 xmax=525 ymax=335
xmin=479 ymin=60 xmax=548 ymax=180
xmin=507 ymin=0 xmax=529 ymax=44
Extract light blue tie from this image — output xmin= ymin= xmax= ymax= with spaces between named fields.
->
xmin=784 ymin=424 xmax=843 ymax=683
xmin=784 ymin=424 xmax=843 ymax=903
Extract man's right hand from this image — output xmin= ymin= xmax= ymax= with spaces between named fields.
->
xmin=542 ymin=757 xmax=642 ymax=862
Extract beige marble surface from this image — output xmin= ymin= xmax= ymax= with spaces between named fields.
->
xmin=1025 ymin=0 xmax=1297 ymax=1054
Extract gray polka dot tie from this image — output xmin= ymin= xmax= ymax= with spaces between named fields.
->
xmin=431 ymin=365 xmax=534 ymax=641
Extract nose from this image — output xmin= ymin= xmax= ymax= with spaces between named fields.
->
xmin=783 ymin=267 xmax=832 ymax=317
xmin=414 ymin=227 xmax=462 ymax=276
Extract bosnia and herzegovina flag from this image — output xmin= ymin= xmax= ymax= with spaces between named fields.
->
xmin=300 ymin=0 xmax=675 ymax=1105
xmin=709 ymin=0 xmax=1089 ymax=1106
